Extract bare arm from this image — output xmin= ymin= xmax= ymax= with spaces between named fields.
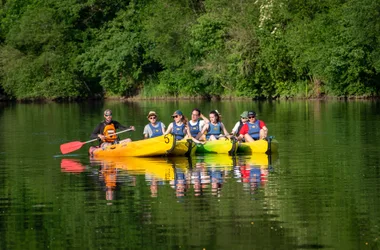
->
xmin=200 ymin=123 xmax=209 ymax=134
xmin=161 ymin=122 xmax=166 ymax=134
xmin=221 ymin=123 xmax=230 ymax=137
xmin=164 ymin=123 xmax=173 ymax=134
xmin=185 ymin=124 xmax=192 ymax=138
xmin=200 ymin=114 xmax=209 ymax=124
xmin=185 ymin=125 xmax=205 ymax=144
xmin=262 ymin=125 xmax=268 ymax=138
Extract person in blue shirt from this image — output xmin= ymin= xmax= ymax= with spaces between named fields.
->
xmin=143 ymin=111 xmax=166 ymax=139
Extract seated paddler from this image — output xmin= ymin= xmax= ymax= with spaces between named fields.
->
xmin=90 ymin=109 xmax=135 ymax=149
xmin=165 ymin=110 xmax=204 ymax=144
xmin=201 ymin=110 xmax=230 ymax=141
xmin=143 ymin=111 xmax=166 ymax=139
xmin=236 ymin=111 xmax=268 ymax=142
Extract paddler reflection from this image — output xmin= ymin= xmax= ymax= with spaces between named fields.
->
xmin=100 ymin=163 xmax=118 ymax=201
xmin=234 ymin=153 xmax=275 ymax=194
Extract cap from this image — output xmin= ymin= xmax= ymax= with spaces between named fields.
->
xmin=172 ymin=110 xmax=183 ymax=117
xmin=104 ymin=109 xmax=112 ymax=116
xmin=248 ymin=111 xmax=256 ymax=117
xmin=240 ymin=111 xmax=248 ymax=118
xmin=147 ymin=111 xmax=157 ymax=118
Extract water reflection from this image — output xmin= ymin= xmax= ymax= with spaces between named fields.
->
xmin=235 ymin=154 xmax=273 ymax=194
xmin=60 ymin=153 xmax=278 ymax=201
xmin=60 ymin=159 xmax=86 ymax=173
xmin=99 ymin=163 xmax=118 ymax=201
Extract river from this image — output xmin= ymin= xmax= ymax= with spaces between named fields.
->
xmin=0 ymin=100 xmax=379 ymax=249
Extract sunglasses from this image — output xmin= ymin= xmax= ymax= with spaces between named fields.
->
xmin=149 ymin=116 xmax=157 ymax=120
xmin=105 ymin=114 xmax=112 ymax=117
xmin=172 ymin=115 xmax=179 ymax=118
xmin=248 ymin=116 xmax=255 ymax=119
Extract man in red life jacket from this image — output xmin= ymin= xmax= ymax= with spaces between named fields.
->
xmin=237 ymin=111 xmax=268 ymax=142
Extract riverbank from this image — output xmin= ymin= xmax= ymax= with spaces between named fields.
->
xmin=1 ymin=93 xmax=379 ymax=103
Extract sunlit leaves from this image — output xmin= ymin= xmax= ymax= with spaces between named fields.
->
xmin=0 ymin=0 xmax=379 ymax=100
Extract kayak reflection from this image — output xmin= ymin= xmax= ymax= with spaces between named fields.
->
xmin=60 ymin=153 xmax=278 ymax=200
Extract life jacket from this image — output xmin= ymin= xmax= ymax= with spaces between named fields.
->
xmin=172 ymin=122 xmax=185 ymax=140
xmin=248 ymin=119 xmax=260 ymax=140
xmin=103 ymin=123 xmax=117 ymax=143
xmin=148 ymin=122 xmax=163 ymax=138
xmin=206 ymin=122 xmax=221 ymax=139
xmin=189 ymin=120 xmax=201 ymax=137
xmin=236 ymin=120 xmax=244 ymax=136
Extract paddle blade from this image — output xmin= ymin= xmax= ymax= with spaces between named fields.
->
xmin=60 ymin=141 xmax=85 ymax=154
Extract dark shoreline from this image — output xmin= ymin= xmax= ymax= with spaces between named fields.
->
xmin=1 ymin=94 xmax=379 ymax=103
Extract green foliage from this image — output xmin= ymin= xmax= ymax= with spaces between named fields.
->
xmin=283 ymin=0 xmax=380 ymax=97
xmin=141 ymin=0 xmax=196 ymax=68
xmin=0 ymin=0 xmax=379 ymax=100
xmin=78 ymin=7 xmax=144 ymax=96
xmin=0 ymin=45 xmax=84 ymax=99
xmin=6 ymin=7 xmax=66 ymax=53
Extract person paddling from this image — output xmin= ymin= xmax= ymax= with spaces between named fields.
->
xmin=90 ymin=109 xmax=135 ymax=149
xmin=143 ymin=111 xmax=165 ymax=139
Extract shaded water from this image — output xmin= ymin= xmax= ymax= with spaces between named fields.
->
xmin=1 ymin=100 xmax=380 ymax=249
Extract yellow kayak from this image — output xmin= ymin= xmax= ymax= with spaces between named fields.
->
xmin=89 ymin=134 xmax=176 ymax=157
xmin=195 ymin=138 xmax=237 ymax=154
xmin=169 ymin=139 xmax=197 ymax=156
xmin=237 ymin=137 xmax=279 ymax=154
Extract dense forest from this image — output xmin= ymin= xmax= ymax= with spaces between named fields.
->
xmin=0 ymin=0 xmax=379 ymax=100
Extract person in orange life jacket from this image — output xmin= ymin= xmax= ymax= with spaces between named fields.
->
xmin=143 ymin=111 xmax=166 ymax=139
xmin=231 ymin=111 xmax=249 ymax=137
xmin=200 ymin=110 xmax=230 ymax=141
xmin=188 ymin=108 xmax=209 ymax=140
xmin=90 ymin=109 xmax=135 ymax=148
xmin=237 ymin=111 xmax=268 ymax=142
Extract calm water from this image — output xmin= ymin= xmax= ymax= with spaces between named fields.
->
xmin=1 ymin=100 xmax=380 ymax=249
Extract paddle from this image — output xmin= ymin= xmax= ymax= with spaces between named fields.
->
xmin=60 ymin=128 xmax=133 ymax=154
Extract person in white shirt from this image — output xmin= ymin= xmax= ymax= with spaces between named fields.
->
xmin=231 ymin=111 xmax=249 ymax=137
xmin=188 ymin=108 xmax=209 ymax=140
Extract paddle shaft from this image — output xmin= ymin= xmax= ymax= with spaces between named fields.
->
xmin=92 ymin=128 xmax=133 ymax=142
